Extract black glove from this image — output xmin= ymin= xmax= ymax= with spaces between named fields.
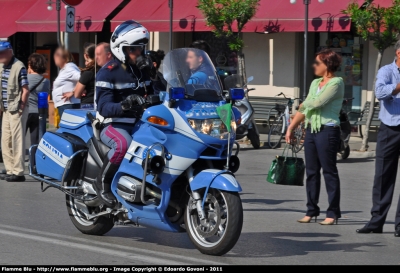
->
xmin=136 ymin=55 xmax=157 ymax=78
xmin=121 ymin=94 xmax=146 ymax=111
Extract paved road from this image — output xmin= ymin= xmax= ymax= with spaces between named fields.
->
xmin=0 ymin=147 xmax=399 ymax=265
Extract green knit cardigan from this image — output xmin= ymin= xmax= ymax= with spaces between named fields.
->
xmin=299 ymin=77 xmax=344 ymax=133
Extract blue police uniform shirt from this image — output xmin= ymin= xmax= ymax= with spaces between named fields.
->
xmin=375 ymin=60 xmax=400 ymax=126
xmin=96 ymin=59 xmax=154 ymax=119
xmin=188 ymin=63 xmax=214 ymax=85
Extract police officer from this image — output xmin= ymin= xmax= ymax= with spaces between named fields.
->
xmin=94 ymin=20 xmax=160 ymax=207
xmin=186 ymin=48 xmax=221 ymax=91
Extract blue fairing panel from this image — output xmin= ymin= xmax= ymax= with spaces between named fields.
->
xmin=57 ymin=110 xmax=95 ymax=143
xmin=141 ymin=104 xmax=175 ymax=130
xmin=59 ymin=109 xmax=94 ymax=129
xmin=190 ymin=169 xmax=242 ymax=192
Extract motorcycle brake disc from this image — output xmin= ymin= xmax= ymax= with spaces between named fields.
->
xmin=195 ymin=193 xmax=222 ymax=238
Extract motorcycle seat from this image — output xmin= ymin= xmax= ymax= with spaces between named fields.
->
xmin=86 ymin=111 xmax=110 ymax=160
xmin=91 ymin=136 xmax=110 ymax=160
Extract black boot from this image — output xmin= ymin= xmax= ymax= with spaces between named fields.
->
xmin=93 ymin=157 xmax=119 ymax=208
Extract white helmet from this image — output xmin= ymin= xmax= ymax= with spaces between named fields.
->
xmin=110 ymin=20 xmax=150 ymax=63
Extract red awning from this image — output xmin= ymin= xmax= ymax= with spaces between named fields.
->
xmin=16 ymin=0 xmax=123 ymax=33
xmin=111 ymin=0 xmax=394 ymax=33
xmin=0 ymin=0 xmax=37 ymax=38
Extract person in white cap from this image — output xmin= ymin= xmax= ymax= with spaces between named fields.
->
xmin=0 ymin=41 xmax=30 ymax=182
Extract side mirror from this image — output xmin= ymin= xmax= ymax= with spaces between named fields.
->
xmin=247 ymin=76 xmax=254 ymax=83
xmin=229 ymin=88 xmax=245 ymax=100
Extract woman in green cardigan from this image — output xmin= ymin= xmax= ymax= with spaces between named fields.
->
xmin=286 ymin=49 xmax=344 ymax=225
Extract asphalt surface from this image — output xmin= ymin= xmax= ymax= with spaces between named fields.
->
xmin=0 ymin=146 xmax=399 ymax=265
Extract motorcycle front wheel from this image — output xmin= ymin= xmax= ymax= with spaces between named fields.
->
xmin=184 ymin=189 xmax=243 ymax=256
xmin=66 ymin=179 xmax=114 ymax=235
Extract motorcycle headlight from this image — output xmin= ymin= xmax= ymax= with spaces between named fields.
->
xmin=188 ymin=118 xmax=236 ymax=139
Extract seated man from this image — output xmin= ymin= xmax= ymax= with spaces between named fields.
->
xmin=186 ymin=48 xmax=215 ymax=85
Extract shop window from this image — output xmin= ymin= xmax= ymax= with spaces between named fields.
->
xmin=315 ymin=32 xmax=363 ymax=126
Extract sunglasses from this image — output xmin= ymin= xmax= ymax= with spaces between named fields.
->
xmin=313 ymin=60 xmax=322 ymax=66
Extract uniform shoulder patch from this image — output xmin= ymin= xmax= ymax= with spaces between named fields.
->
xmin=106 ymin=61 xmax=119 ymax=71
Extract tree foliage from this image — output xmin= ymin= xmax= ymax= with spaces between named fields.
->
xmin=197 ymin=0 xmax=259 ymax=51
xmin=343 ymin=0 xmax=400 ymax=52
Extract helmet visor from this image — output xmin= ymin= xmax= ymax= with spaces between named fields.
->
xmin=127 ymin=45 xmax=144 ymax=53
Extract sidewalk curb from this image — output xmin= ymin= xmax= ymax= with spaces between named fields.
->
xmin=347 ymin=150 xmax=376 ymax=158
xmin=235 ymin=141 xmax=269 ymax=149
xmin=235 ymin=141 xmax=376 ymax=159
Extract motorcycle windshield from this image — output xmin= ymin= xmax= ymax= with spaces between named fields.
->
xmin=162 ymin=48 xmax=223 ymax=101
xmin=224 ymin=74 xmax=244 ymax=90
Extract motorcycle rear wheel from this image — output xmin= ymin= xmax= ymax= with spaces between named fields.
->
xmin=248 ymin=128 xmax=260 ymax=149
xmin=340 ymin=145 xmax=350 ymax=160
xmin=184 ymin=189 xmax=243 ymax=256
xmin=66 ymin=179 xmax=114 ymax=235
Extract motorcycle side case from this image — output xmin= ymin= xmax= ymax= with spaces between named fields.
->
xmin=36 ymin=132 xmax=87 ymax=181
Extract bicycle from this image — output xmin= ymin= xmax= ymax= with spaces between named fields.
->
xmin=268 ymin=93 xmax=304 ymax=151
xmin=291 ymin=109 xmax=306 ymax=153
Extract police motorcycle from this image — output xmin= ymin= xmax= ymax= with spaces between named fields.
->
xmin=224 ymin=74 xmax=260 ymax=149
xmin=28 ymin=48 xmax=244 ymax=256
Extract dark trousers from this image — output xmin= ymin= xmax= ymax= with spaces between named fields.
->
xmin=26 ymin=113 xmax=39 ymax=146
xmin=57 ymin=103 xmax=80 ymax=118
xmin=304 ymin=126 xmax=341 ymax=218
xmin=366 ymin=123 xmax=400 ymax=230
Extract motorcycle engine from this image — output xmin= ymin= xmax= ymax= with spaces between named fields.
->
xmin=117 ymin=176 xmax=142 ymax=203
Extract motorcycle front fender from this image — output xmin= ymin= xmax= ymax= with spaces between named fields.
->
xmin=189 ymin=169 xmax=242 ymax=208
xmin=190 ymin=169 xmax=242 ymax=192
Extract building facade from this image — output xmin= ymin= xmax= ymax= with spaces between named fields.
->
xmin=2 ymin=0 xmax=397 ymax=126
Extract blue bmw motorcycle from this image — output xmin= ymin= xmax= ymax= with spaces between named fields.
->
xmin=29 ymin=48 xmax=244 ymax=256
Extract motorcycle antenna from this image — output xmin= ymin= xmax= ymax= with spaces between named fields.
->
xmin=224 ymin=132 xmax=231 ymax=170
xmin=216 ymin=98 xmax=233 ymax=171
xmin=94 ymin=33 xmax=97 ymax=110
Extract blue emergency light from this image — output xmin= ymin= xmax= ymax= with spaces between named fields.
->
xmin=229 ymin=88 xmax=245 ymax=100
xmin=169 ymin=87 xmax=185 ymax=100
